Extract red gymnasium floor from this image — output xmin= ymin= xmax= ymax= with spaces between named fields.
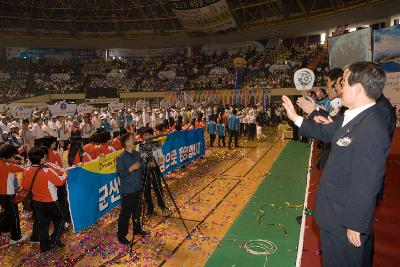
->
xmin=300 ymin=128 xmax=400 ymax=267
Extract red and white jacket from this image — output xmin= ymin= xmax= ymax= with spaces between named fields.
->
xmin=95 ymin=143 xmax=116 ymax=157
xmin=82 ymin=143 xmax=98 ymax=163
xmin=47 ymin=149 xmax=63 ymax=169
xmin=22 ymin=166 xmax=66 ymax=202
xmin=0 ymin=160 xmax=25 ymax=195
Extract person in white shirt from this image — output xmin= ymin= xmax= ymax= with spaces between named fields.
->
xmin=256 ymin=123 xmax=267 ymax=141
xmin=48 ymin=117 xmax=58 ymax=138
xmin=31 ymin=117 xmax=45 ymax=146
xmin=20 ymin=118 xmax=34 ymax=152
xmin=110 ymin=113 xmax=119 ymax=138
xmin=92 ymin=112 xmax=102 ymax=130
xmin=0 ymin=116 xmax=10 ymax=143
xmin=247 ymin=111 xmax=257 ymax=141
xmin=80 ymin=116 xmax=93 ymax=145
xmin=41 ymin=117 xmax=51 ymax=137
xmin=56 ymin=116 xmax=71 ymax=150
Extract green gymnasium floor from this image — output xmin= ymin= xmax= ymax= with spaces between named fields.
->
xmin=206 ymin=141 xmax=311 ymax=267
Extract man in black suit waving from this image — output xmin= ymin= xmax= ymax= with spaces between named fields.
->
xmin=282 ymin=62 xmax=391 ymax=267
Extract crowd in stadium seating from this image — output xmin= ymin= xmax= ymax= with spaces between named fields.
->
xmin=0 ymin=43 xmax=329 ymax=103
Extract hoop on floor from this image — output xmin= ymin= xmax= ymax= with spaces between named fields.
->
xmin=243 ymin=239 xmax=277 ymax=267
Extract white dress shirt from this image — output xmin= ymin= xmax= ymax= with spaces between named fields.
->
xmin=48 ymin=121 xmax=58 ymax=137
xmin=80 ymin=122 xmax=93 ymax=138
xmin=32 ymin=123 xmax=45 ymax=139
xmin=56 ymin=121 xmax=71 ymax=141
xmin=295 ymin=102 xmax=376 ymax=128
xmin=341 ymin=102 xmax=375 ymax=127
xmin=92 ymin=117 xmax=102 ymax=129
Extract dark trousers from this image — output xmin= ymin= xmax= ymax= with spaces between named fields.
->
xmin=57 ymin=185 xmax=71 ymax=223
xmin=82 ymin=138 xmax=90 ymax=146
xmin=239 ymin=123 xmax=246 ymax=137
xmin=32 ymin=200 xmax=65 ymax=252
xmin=218 ymin=135 xmax=226 ymax=147
xmin=144 ymin=167 xmax=166 ymax=213
xmin=320 ymin=228 xmax=373 ymax=267
xmin=228 ymin=130 xmax=239 ymax=149
xmin=0 ymin=194 xmax=21 ymax=241
xmin=248 ymin=123 xmax=256 ymax=140
xmin=117 ymin=191 xmax=142 ymax=238
xmin=113 ymin=131 xmax=120 ymax=138
xmin=209 ymin=134 xmax=216 ymax=147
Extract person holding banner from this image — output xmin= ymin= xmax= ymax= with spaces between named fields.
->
xmin=96 ymin=130 xmax=116 ymax=156
xmin=22 ymin=147 xmax=67 ymax=253
xmin=116 ymin=133 xmax=147 ymax=245
xmin=82 ymin=132 xmax=99 ymax=163
xmin=67 ymin=136 xmax=84 ymax=166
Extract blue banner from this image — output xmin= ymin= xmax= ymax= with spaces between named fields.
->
xmin=158 ymin=128 xmax=205 ymax=174
xmin=66 ymin=129 xmax=205 ymax=232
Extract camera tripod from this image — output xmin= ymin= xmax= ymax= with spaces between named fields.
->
xmin=130 ymin=154 xmax=191 ymax=256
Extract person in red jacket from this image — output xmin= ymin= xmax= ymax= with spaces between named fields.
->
xmin=68 ymin=136 xmax=84 ymax=166
xmin=96 ymin=130 xmax=116 ymax=157
xmin=41 ymin=136 xmax=63 ymax=169
xmin=0 ymin=144 xmax=27 ymax=244
xmin=82 ymin=132 xmax=99 ymax=163
xmin=112 ymin=128 xmax=127 ymax=151
xmin=22 ymin=147 xmax=67 ymax=253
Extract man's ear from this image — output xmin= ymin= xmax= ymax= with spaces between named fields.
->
xmin=352 ymin=83 xmax=363 ymax=97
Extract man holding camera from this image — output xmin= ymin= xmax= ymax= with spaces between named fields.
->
xmin=116 ymin=133 xmax=147 ymax=245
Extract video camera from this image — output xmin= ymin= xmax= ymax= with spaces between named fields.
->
xmin=136 ymin=135 xmax=166 ymax=161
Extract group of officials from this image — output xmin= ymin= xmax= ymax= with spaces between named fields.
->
xmin=283 ymin=61 xmax=397 ymax=267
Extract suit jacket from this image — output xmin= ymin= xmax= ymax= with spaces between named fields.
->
xmin=376 ymin=94 xmax=397 ymax=138
xmin=300 ymin=105 xmax=391 ymax=234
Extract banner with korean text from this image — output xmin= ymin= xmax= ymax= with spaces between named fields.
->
xmin=66 ymin=129 xmax=205 ymax=232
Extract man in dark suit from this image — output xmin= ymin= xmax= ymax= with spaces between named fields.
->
xmin=282 ymin=62 xmax=391 ymax=267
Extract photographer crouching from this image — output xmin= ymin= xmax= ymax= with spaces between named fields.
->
xmin=116 ymin=133 xmax=148 ymax=245
xmin=139 ymin=127 xmax=168 ymax=216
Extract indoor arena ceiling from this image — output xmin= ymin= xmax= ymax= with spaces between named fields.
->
xmin=0 ymin=0 xmax=393 ymax=37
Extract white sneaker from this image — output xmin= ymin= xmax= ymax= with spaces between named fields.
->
xmin=10 ymin=236 xmax=28 ymax=245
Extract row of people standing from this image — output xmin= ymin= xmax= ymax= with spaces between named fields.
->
xmin=0 ymin=124 xmax=127 ymax=253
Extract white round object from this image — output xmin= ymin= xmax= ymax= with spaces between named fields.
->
xmin=294 ymin=68 xmax=315 ymax=90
